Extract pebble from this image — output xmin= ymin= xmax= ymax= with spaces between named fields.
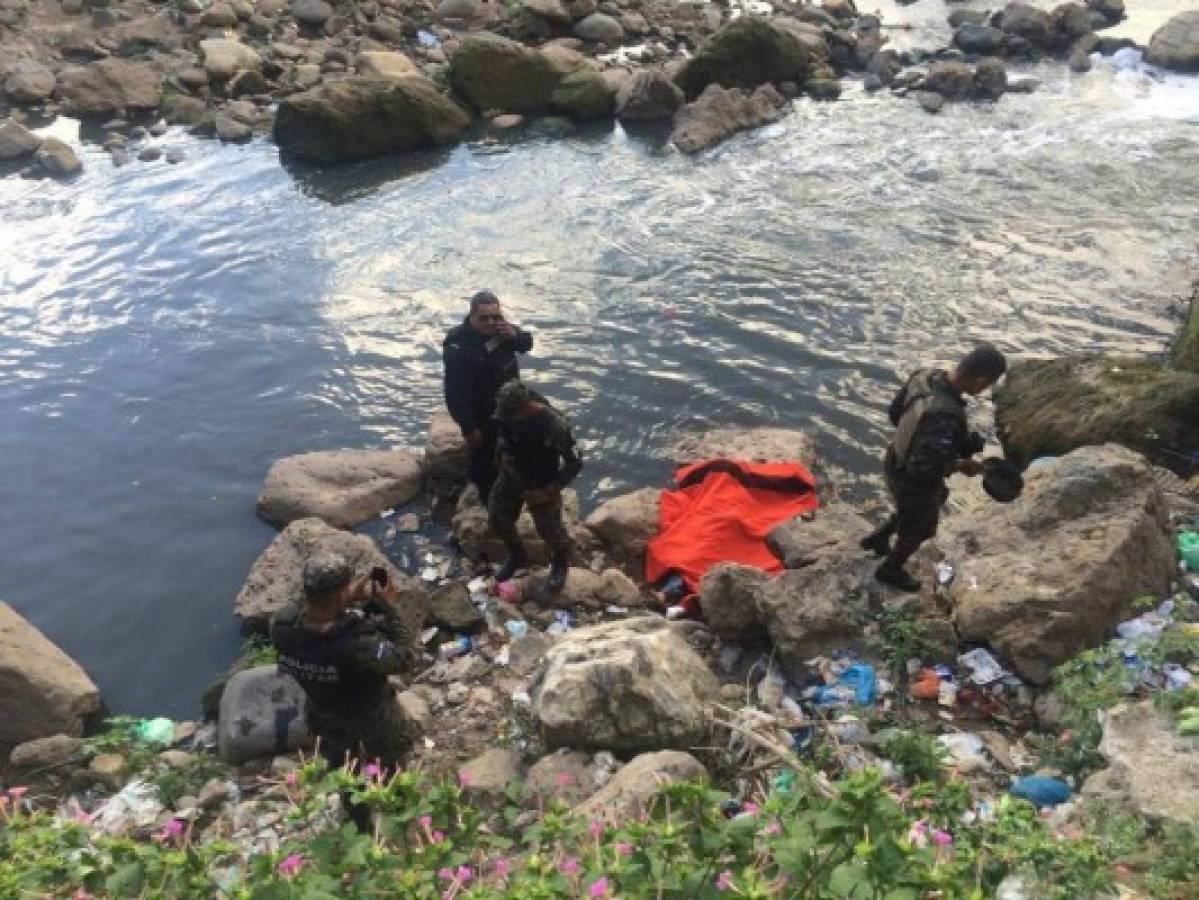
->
xmin=165 ymin=148 xmax=186 ymax=164
xmin=138 ymin=147 xmax=163 ymax=162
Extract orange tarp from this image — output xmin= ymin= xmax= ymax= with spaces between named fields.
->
xmin=645 ymin=459 xmax=820 ymax=594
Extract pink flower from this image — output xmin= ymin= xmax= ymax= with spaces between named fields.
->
xmin=560 ymin=856 xmax=579 ymax=877
xmin=285 ymin=771 xmax=298 ymax=787
xmin=493 ymin=857 xmax=511 ymax=878
xmin=555 ymin=771 xmax=573 ymax=788
xmin=277 ymin=854 xmax=303 ymax=878
xmin=458 ymin=770 xmax=473 ymax=788
xmin=164 ymin=819 xmax=185 ymax=837
xmin=438 ymin=868 xmax=454 ymax=881
xmin=72 ymin=891 xmax=94 ymax=900
xmin=741 ymin=801 xmax=759 ymax=815
xmin=431 ymin=830 xmax=445 ymax=844
xmin=589 ymin=819 xmax=604 ymax=839
xmin=364 ymin=763 xmax=381 ymax=778
xmin=715 ymin=870 xmax=734 ymax=891
xmin=614 ymin=842 xmax=633 ymax=857
xmin=761 ymin=819 xmax=781 ymax=837
xmin=457 ymin=865 xmax=472 ymax=882
xmin=419 ymin=815 xmax=432 ymax=829
xmin=7 ymin=786 xmax=27 ymax=800
xmin=588 ymin=877 xmax=610 ymax=897
xmin=932 ymin=829 xmax=953 ymax=847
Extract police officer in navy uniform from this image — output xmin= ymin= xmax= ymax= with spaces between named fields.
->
xmin=272 ymin=554 xmax=416 ymax=769
xmin=861 ymin=345 xmax=1007 ymax=592
xmin=442 ymin=291 xmax=534 ymax=503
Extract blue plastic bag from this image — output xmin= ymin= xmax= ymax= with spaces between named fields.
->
xmin=1010 ymin=776 xmax=1071 ymax=808
xmin=839 ymin=664 xmax=877 ymax=706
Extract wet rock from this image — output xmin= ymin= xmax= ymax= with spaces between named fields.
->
xmin=0 ymin=602 xmax=101 ymax=755
xmin=429 ymin=581 xmax=485 ymax=632
xmin=228 ymin=68 xmax=269 ymax=97
xmin=448 ymin=33 xmax=578 ymax=113
xmin=425 ymin=410 xmax=469 ymax=492
xmin=529 ymin=617 xmax=717 ymax=753
xmin=674 ymin=17 xmax=818 ymax=99
xmin=1068 ymin=43 xmax=1092 ymax=71
xmin=1051 ymin=2 xmax=1094 ymax=46
xmin=0 ymin=118 xmax=41 ymax=159
xmin=1146 ymin=10 xmax=1199 ymax=72
xmin=438 ymin=0 xmax=480 ymax=21
xmin=275 ymin=75 xmax=471 ymax=164
xmin=1081 ymin=701 xmax=1199 ymax=825
xmin=257 ymin=448 xmax=423 ymax=530
xmin=58 ymin=59 xmax=163 ymax=117
xmin=1007 ymin=76 xmax=1040 ymax=93
xmin=356 ymin=50 xmax=419 ymax=78
xmin=550 ymin=67 xmax=615 ymax=120
xmin=575 ymin=750 xmax=707 ymax=820
xmin=201 ymin=3 xmax=240 ymax=27
xmin=948 ymin=10 xmax=989 ymax=28
xmin=573 ymin=11 xmax=623 ymax=44
xmin=953 ymin=23 xmax=1005 ymax=54
xmin=162 ymin=93 xmax=208 ymax=125
xmin=766 ymin=502 xmax=870 ymax=569
xmin=215 ymin=113 xmax=253 ymax=142
xmin=452 ymin=487 xmax=587 ymax=565
xmin=998 ymin=2 xmax=1053 ymax=50
xmin=217 ymin=665 xmax=311 ymax=764
xmin=994 ymin=355 xmax=1199 ymax=475
xmin=913 ymin=90 xmax=945 ymax=114
xmin=583 ymin=487 xmax=659 ymax=569
xmin=866 ymin=49 xmax=902 ymax=87
xmin=1086 ymin=0 xmax=1123 ymax=25
xmin=201 ymin=38 xmax=264 ymax=82
xmin=698 ymin=563 xmax=770 ymax=641
xmin=938 ymin=445 xmax=1173 ymax=683
xmin=523 ymin=749 xmax=594 ymax=805
xmin=292 ymin=64 xmax=322 ymax=90
xmin=165 ymin=147 xmax=186 ymax=163
xmin=458 ymin=748 xmax=522 ymax=805
xmin=5 ymin=63 xmax=55 ymax=106
xmin=614 ymin=68 xmax=683 ymax=121
xmin=670 ymin=427 xmax=818 ymax=467
xmin=973 ymin=57 xmax=1007 ymax=99
xmin=920 ymin=61 xmax=975 ymax=99
xmin=137 ymin=146 xmax=162 ymax=162
xmin=234 ymin=516 xmax=428 ymax=637
xmin=291 ymin=0 xmax=333 ymax=27
xmin=523 ymin=0 xmax=571 ymax=27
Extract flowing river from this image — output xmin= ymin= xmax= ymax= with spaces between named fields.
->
xmin=2 ymin=4 xmax=1198 ymax=716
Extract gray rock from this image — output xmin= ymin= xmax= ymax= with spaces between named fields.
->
xmin=1068 ymin=44 xmax=1092 ymax=71
xmin=201 ymin=3 xmax=239 ymax=26
xmin=671 ymin=82 xmax=785 ymax=154
xmin=953 ymin=24 xmax=1006 ymax=54
xmin=428 ymin=582 xmax=485 ymax=632
xmin=200 ymin=38 xmax=263 ymax=81
xmin=274 ymin=75 xmax=471 ymax=164
xmin=228 ymin=68 xmax=269 ymax=97
xmin=767 ymin=502 xmax=871 ymax=569
xmin=522 ymin=0 xmax=571 ymax=26
xmin=395 ymin=689 xmax=431 ymax=734
xmin=565 ymin=0 xmax=595 ymax=19
xmin=214 ymin=114 xmax=253 ymax=143
xmin=458 ymin=748 xmax=522 ymax=805
xmin=974 ymin=57 xmax=1007 ymax=99
xmin=0 ymin=602 xmax=101 ymax=756
xmin=35 ymin=138 xmax=82 ymax=177
xmin=921 ymin=61 xmax=974 ymax=99
xmin=508 ymin=631 xmax=551 ymax=675
xmin=804 ymin=77 xmax=841 ymax=101
xmin=550 ymin=67 xmax=615 ymax=121
xmin=257 ymin=448 xmax=423 ymax=530
xmin=452 ymin=487 xmax=587 ymax=565
xmin=674 ymin=17 xmax=821 ymax=99
xmin=1006 ymin=76 xmax=1040 ymax=93
xmin=437 ymin=0 xmax=479 ymax=20
xmin=520 ymin=567 xmax=640 ymax=610
xmin=57 ymin=59 xmax=163 ymax=117
xmin=165 ymin=147 xmax=186 ymax=163
xmin=575 ymin=751 xmax=707 ymax=820
xmin=234 ymin=516 xmax=428 ymax=638
xmin=1051 ymin=2 xmax=1094 ymax=45
xmin=356 ymin=50 xmax=419 ymax=78
xmin=9 ymin=734 xmax=83 ymax=770
xmin=573 ymin=12 xmax=623 ymax=44
xmin=529 ymin=617 xmax=717 ymax=753
xmin=217 ymin=665 xmax=310 ymax=764
xmin=698 ymin=563 xmax=769 ymax=641
xmin=1086 ymin=0 xmax=1123 ymax=24
xmin=137 ymin=146 xmax=162 ymax=161
xmin=583 ymin=487 xmax=659 ymax=569
xmin=522 ymin=749 xmax=594 ymax=806
xmin=999 ymin=2 xmax=1054 ymax=50
xmin=291 ymin=0 xmax=333 ymax=26
xmin=0 ymin=118 xmax=41 ymax=159
xmin=447 ymin=33 xmax=576 ymax=113
xmin=4 ymin=63 xmax=55 ymax=105
xmin=668 ymin=427 xmax=818 ymax=467
xmin=1146 ymin=10 xmax=1199 ymax=72
xmin=424 ymin=410 xmax=469 ymax=492
xmin=948 ymin=10 xmax=989 ymax=28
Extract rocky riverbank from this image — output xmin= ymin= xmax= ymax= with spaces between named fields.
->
xmin=2 ymin=0 xmax=1198 ymax=174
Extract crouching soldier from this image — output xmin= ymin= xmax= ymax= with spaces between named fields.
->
xmin=489 ymin=381 xmax=583 ymax=594
xmin=272 ymin=553 xmax=417 ymax=770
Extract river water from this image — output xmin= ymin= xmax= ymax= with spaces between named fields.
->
xmin=2 ymin=8 xmax=1198 ymax=717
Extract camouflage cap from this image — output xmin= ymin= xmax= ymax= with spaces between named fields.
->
xmin=302 ymin=553 xmax=353 ymax=601
xmin=495 ymin=381 xmax=532 ymax=423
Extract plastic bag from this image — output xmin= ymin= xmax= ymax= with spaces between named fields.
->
xmin=839 ymin=664 xmax=877 ymax=706
xmin=958 ymin=648 xmax=1008 ymax=685
xmin=133 ymin=717 xmax=174 ymax=745
xmin=937 ymin=733 xmax=988 ymax=771
xmin=1009 ymin=775 xmax=1071 ymax=808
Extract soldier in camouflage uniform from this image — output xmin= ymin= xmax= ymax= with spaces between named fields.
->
xmin=860 ymin=345 xmax=1007 ymax=592
xmin=489 ymin=381 xmax=583 ymax=594
xmin=272 ymin=553 xmax=416 ymax=769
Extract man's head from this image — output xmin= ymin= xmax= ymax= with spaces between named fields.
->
xmin=495 ymin=380 xmax=535 ymax=423
xmin=951 ymin=345 xmax=1007 ymax=395
xmin=467 ymin=290 xmax=505 ymax=337
xmin=302 ymin=553 xmax=355 ymax=615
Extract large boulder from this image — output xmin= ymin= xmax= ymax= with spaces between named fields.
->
xmin=615 ymin=68 xmax=684 ymax=122
xmin=275 ymin=76 xmax=471 ymax=164
xmin=1 ymin=602 xmax=102 ymax=756
xmin=217 ymin=665 xmax=311 ymax=764
xmin=522 ymin=749 xmax=596 ymax=806
xmin=937 ymin=445 xmax=1173 ymax=683
xmin=766 ymin=502 xmax=871 ymax=569
xmin=529 ymin=617 xmax=717 ymax=753
xmin=425 ymin=410 xmax=469 ymax=496
xmin=200 ymin=39 xmax=264 ymax=82
xmin=668 ymin=427 xmax=818 ymax=467
xmin=921 ymin=61 xmax=977 ymax=99
xmin=448 ymin=33 xmax=579 ymax=113
xmin=234 ymin=517 xmax=428 ymax=637
xmin=1081 ymin=701 xmax=1199 ymax=825
xmin=1050 ymin=2 xmax=1095 ymax=46
xmin=0 ymin=118 xmax=41 ymax=160
xmin=451 ymin=488 xmax=589 ymax=564
xmin=36 ymin=138 xmax=82 ymax=177
xmin=698 ymin=563 xmax=770 ymax=641
xmin=575 ymin=751 xmax=707 ymax=821
xmin=583 ymin=487 xmax=660 ymax=569
xmin=4 ymin=63 xmax=55 ymax=105
xmin=520 ymin=566 xmax=641 ymax=609
xmin=57 ymin=59 xmax=163 ymax=117
xmin=256 ymin=448 xmax=423 ymax=530
xmin=999 ymin=2 xmax=1054 ymax=49
xmin=953 ymin=24 xmax=1006 ymax=54
xmin=674 ymin=17 xmax=817 ymax=99
xmin=671 ymin=83 xmax=786 ymax=154
xmin=994 ymin=355 xmax=1199 ymax=475
xmin=1146 ymin=11 xmax=1199 ymax=72
xmin=551 ymin=67 xmax=615 ymax=121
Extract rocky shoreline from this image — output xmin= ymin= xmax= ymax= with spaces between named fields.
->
xmin=1 ymin=0 xmax=1197 ymax=175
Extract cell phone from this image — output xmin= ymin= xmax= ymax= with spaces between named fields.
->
xmin=369 ymin=566 xmax=388 ymax=587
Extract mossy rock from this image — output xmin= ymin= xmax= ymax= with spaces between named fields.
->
xmin=1173 ymin=287 xmax=1199 ymax=373
xmin=673 ymin=18 xmax=816 ymax=99
xmin=994 ymin=355 xmax=1199 ymax=474
xmin=550 ymin=68 xmax=615 ymax=121
xmin=273 ymin=75 xmax=471 ymax=164
xmin=448 ymin=33 xmax=574 ymax=113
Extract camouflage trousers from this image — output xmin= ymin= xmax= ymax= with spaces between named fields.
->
xmin=308 ymin=698 xmax=412 ymax=771
xmin=487 ymin=466 xmax=572 ymax=555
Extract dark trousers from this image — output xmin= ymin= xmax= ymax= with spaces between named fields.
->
xmin=487 ymin=466 xmax=572 ymax=556
xmin=468 ymin=423 xmax=498 ymax=504
xmin=874 ymin=447 xmax=947 ymax=570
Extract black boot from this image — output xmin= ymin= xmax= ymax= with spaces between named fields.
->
xmin=875 ymin=560 xmax=921 ymax=593
xmin=859 ymin=516 xmax=896 ymax=558
xmin=546 ymin=550 xmax=570 ymax=595
xmin=495 ymin=542 xmax=528 ymax=583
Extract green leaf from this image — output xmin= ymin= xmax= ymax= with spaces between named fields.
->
xmin=105 ymin=861 xmax=146 ymax=897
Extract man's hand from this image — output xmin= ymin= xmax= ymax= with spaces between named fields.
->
xmin=464 ymin=428 xmax=484 ymax=448
xmin=496 ymin=321 xmax=516 ymax=341
xmin=958 ymin=459 xmax=983 ymax=477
